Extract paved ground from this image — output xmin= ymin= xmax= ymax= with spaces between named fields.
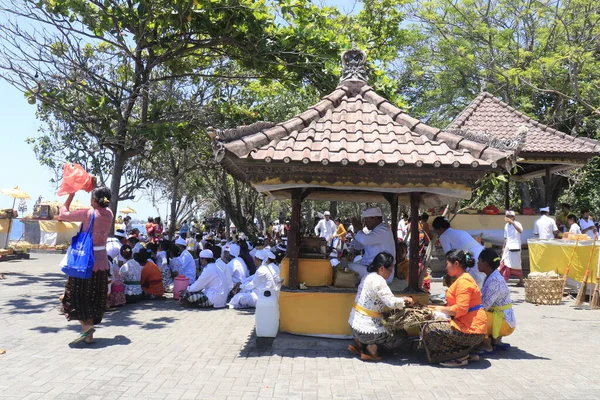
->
xmin=1 ymin=254 xmax=600 ymax=400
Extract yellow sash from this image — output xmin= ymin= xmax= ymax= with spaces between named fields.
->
xmin=353 ymin=303 xmax=382 ymax=319
xmin=489 ymin=303 xmax=512 ymax=339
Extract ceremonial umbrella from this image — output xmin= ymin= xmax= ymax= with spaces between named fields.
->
xmin=1 ymin=186 xmax=31 ymax=248
xmin=119 ymin=206 xmax=136 ymax=214
xmin=70 ymin=200 xmax=91 ymax=210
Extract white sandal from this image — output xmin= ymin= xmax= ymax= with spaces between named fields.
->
xmin=439 ymin=359 xmax=468 ymax=367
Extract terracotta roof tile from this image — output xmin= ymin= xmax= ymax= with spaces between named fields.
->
xmin=447 ymin=92 xmax=600 ymax=155
xmin=220 ymin=82 xmax=509 ymax=168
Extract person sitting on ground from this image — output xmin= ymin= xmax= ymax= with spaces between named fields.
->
xmin=180 ymin=250 xmax=228 ymax=308
xmin=424 ymin=250 xmax=487 ymax=367
xmin=138 ymin=248 xmax=165 ymax=299
xmin=106 ymin=229 xmax=128 ymax=266
xmin=432 ymin=216 xmax=486 ymax=288
xmin=119 ymin=245 xmax=143 ymax=304
xmin=108 ymin=255 xmax=126 ymax=308
xmin=174 ymin=237 xmax=197 ymax=283
xmin=224 ymin=243 xmax=249 ymax=293
xmin=349 ymin=207 xmax=396 ymax=283
xmin=567 ymin=213 xmax=581 ymax=235
xmin=238 ymin=239 xmax=256 ymax=275
xmin=229 ymin=249 xmax=281 ymax=309
xmin=477 ymin=248 xmax=515 ymax=354
xmin=348 ymin=252 xmax=414 ymax=361
xmin=395 ymin=242 xmax=409 ymax=280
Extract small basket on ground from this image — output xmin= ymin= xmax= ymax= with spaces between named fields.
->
xmin=524 ymin=277 xmax=565 ymax=305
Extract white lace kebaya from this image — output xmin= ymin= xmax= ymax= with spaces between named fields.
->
xmin=348 ymin=272 xmax=406 ymax=334
xmin=482 ymin=269 xmax=516 ymax=328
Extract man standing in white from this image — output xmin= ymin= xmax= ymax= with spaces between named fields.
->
xmin=578 ymin=210 xmax=598 ymax=240
xmin=533 ymin=207 xmax=559 ymax=240
xmin=503 ymin=211 xmax=524 ymax=287
xmin=431 ymin=216 xmax=486 ymax=288
xmin=349 ymin=207 xmax=396 ymax=283
xmin=314 ymin=211 xmax=336 ymax=243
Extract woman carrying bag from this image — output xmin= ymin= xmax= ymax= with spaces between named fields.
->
xmin=59 ymin=186 xmax=113 ymax=344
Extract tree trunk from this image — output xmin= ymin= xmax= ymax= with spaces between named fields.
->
xmin=330 ymin=201 xmax=338 ymax=219
xmin=518 ymin=182 xmax=531 ymax=209
xmin=169 ymin=176 xmax=180 ymax=240
xmin=109 ymin=149 xmax=127 ymax=234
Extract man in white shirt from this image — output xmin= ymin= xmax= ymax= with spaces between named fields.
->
xmin=533 ymin=207 xmax=559 ymax=240
xmin=224 ymin=243 xmax=249 ymax=289
xmin=432 ymin=216 xmax=486 ymax=288
xmin=578 ymin=210 xmax=598 ymax=240
xmin=349 ymin=207 xmax=396 ymax=283
xmin=180 ymin=249 xmax=228 ymax=308
xmin=567 ymin=214 xmax=582 ymax=235
xmin=175 ymin=237 xmax=197 ymax=283
xmin=314 ymin=211 xmax=336 ymax=244
xmin=502 ymin=211 xmax=524 ymax=287
xmin=397 ymin=214 xmax=408 ymax=241
xmin=106 ymin=229 xmax=128 ymax=264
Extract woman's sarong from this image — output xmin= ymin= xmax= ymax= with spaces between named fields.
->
xmin=62 ymin=270 xmax=109 ymax=325
xmin=421 ymin=321 xmax=484 ymax=363
xmin=352 ymin=328 xmax=408 ymax=353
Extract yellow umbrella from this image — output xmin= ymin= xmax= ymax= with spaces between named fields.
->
xmin=1 ymin=186 xmax=31 ymax=249
xmin=119 ymin=206 xmax=136 ymax=214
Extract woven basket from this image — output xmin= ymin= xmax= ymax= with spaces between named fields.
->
xmin=524 ymin=278 xmax=565 ymax=305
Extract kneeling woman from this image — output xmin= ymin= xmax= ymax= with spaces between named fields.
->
xmin=180 ymin=249 xmax=228 ymax=308
xmin=425 ymin=250 xmax=487 ymax=367
xmin=348 ymin=252 xmax=414 ymax=361
xmin=478 ymin=248 xmax=516 ymax=352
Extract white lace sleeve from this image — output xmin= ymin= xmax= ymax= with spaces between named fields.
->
xmin=374 ymin=277 xmax=405 ymax=309
xmin=482 ymin=275 xmax=504 ymax=309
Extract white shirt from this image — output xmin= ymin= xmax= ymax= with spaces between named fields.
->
xmin=314 ymin=218 xmax=336 ymax=242
xmin=579 ymin=218 xmax=596 ymax=239
xmin=348 ymin=272 xmax=405 ymax=334
xmin=242 ymin=262 xmax=280 ymax=294
xmin=176 ymin=249 xmax=197 ymax=283
xmin=398 ymin=219 xmax=408 ymax=241
xmin=504 ymin=221 xmax=523 ymax=251
xmin=228 ymin=256 xmax=249 ymax=285
xmin=120 ymin=259 xmax=143 ymax=295
xmin=533 ymin=215 xmax=558 ymax=240
xmin=187 ymin=262 xmax=228 ymax=308
xmin=569 ymin=223 xmax=582 ymax=235
xmin=438 ymin=227 xmax=485 ymax=288
xmin=216 ymin=258 xmax=234 ymax=293
xmin=353 ymin=222 xmax=396 ymax=267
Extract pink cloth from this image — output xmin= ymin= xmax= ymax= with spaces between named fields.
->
xmin=59 ymin=206 xmax=114 ymax=272
xmin=499 ymin=262 xmax=523 ymax=280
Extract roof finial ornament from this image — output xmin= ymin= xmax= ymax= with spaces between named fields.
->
xmin=340 ymin=48 xmax=368 ymax=83
xmin=480 ymin=78 xmax=487 ymax=92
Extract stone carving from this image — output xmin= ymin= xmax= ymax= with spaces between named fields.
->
xmin=446 ymin=126 xmax=527 ymax=153
xmin=340 ymin=49 xmax=368 ymax=82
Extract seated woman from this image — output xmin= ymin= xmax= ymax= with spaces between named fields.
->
xmin=180 ymin=249 xmax=228 ymax=308
xmin=478 ymin=248 xmax=516 ymax=352
xmin=119 ymin=245 xmax=143 ymax=304
xmin=425 ymin=250 xmax=487 ymax=367
xmin=138 ymin=249 xmax=165 ymax=299
xmin=348 ymin=252 xmax=414 ymax=361
xmin=229 ymin=249 xmax=281 ymax=309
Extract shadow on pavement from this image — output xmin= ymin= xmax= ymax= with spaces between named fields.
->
xmin=68 ymin=335 xmax=131 ymax=349
xmin=1 ymin=271 xmax=66 ymax=289
xmin=482 ymin=346 xmax=549 ymax=360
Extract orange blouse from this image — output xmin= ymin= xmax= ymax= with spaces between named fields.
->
xmin=446 ymin=273 xmax=487 ymax=334
xmin=140 ymin=261 xmax=164 ymax=297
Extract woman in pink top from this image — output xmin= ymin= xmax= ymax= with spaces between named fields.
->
xmin=60 ymin=187 xmax=113 ymax=344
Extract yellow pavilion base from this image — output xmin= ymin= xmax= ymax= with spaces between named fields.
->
xmin=279 ymin=257 xmax=333 ymax=287
xmin=279 ymin=289 xmax=429 ymax=338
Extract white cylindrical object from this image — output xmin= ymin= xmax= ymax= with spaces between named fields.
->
xmin=255 ymin=290 xmax=279 ymax=337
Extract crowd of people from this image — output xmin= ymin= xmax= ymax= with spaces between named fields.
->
xmin=56 ymin=186 xmax=517 ymax=367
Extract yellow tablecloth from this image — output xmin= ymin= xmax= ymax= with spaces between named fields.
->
xmin=528 ymin=239 xmax=600 ymax=283
xmin=279 ymin=258 xmax=333 ymax=287
xmin=39 ymin=221 xmax=80 ymax=233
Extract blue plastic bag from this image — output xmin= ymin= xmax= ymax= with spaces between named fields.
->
xmin=62 ymin=212 xmax=96 ymax=279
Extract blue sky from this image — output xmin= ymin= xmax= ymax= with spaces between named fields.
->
xmin=0 ymin=0 xmax=361 ymax=219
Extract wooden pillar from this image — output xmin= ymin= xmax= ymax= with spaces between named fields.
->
xmin=408 ymin=192 xmax=421 ymax=291
xmin=504 ymin=177 xmax=510 ymax=211
xmin=390 ymin=194 xmax=399 ymax=247
xmin=545 ymin=167 xmax=551 ymax=210
xmin=287 ymin=188 xmax=302 ymax=289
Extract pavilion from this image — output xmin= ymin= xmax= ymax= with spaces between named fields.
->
xmin=210 ymin=49 xmax=513 ymax=336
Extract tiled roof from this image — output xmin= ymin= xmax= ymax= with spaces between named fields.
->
xmin=447 ymin=92 xmax=600 ymax=156
xmin=216 ymin=81 xmax=508 ymax=169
